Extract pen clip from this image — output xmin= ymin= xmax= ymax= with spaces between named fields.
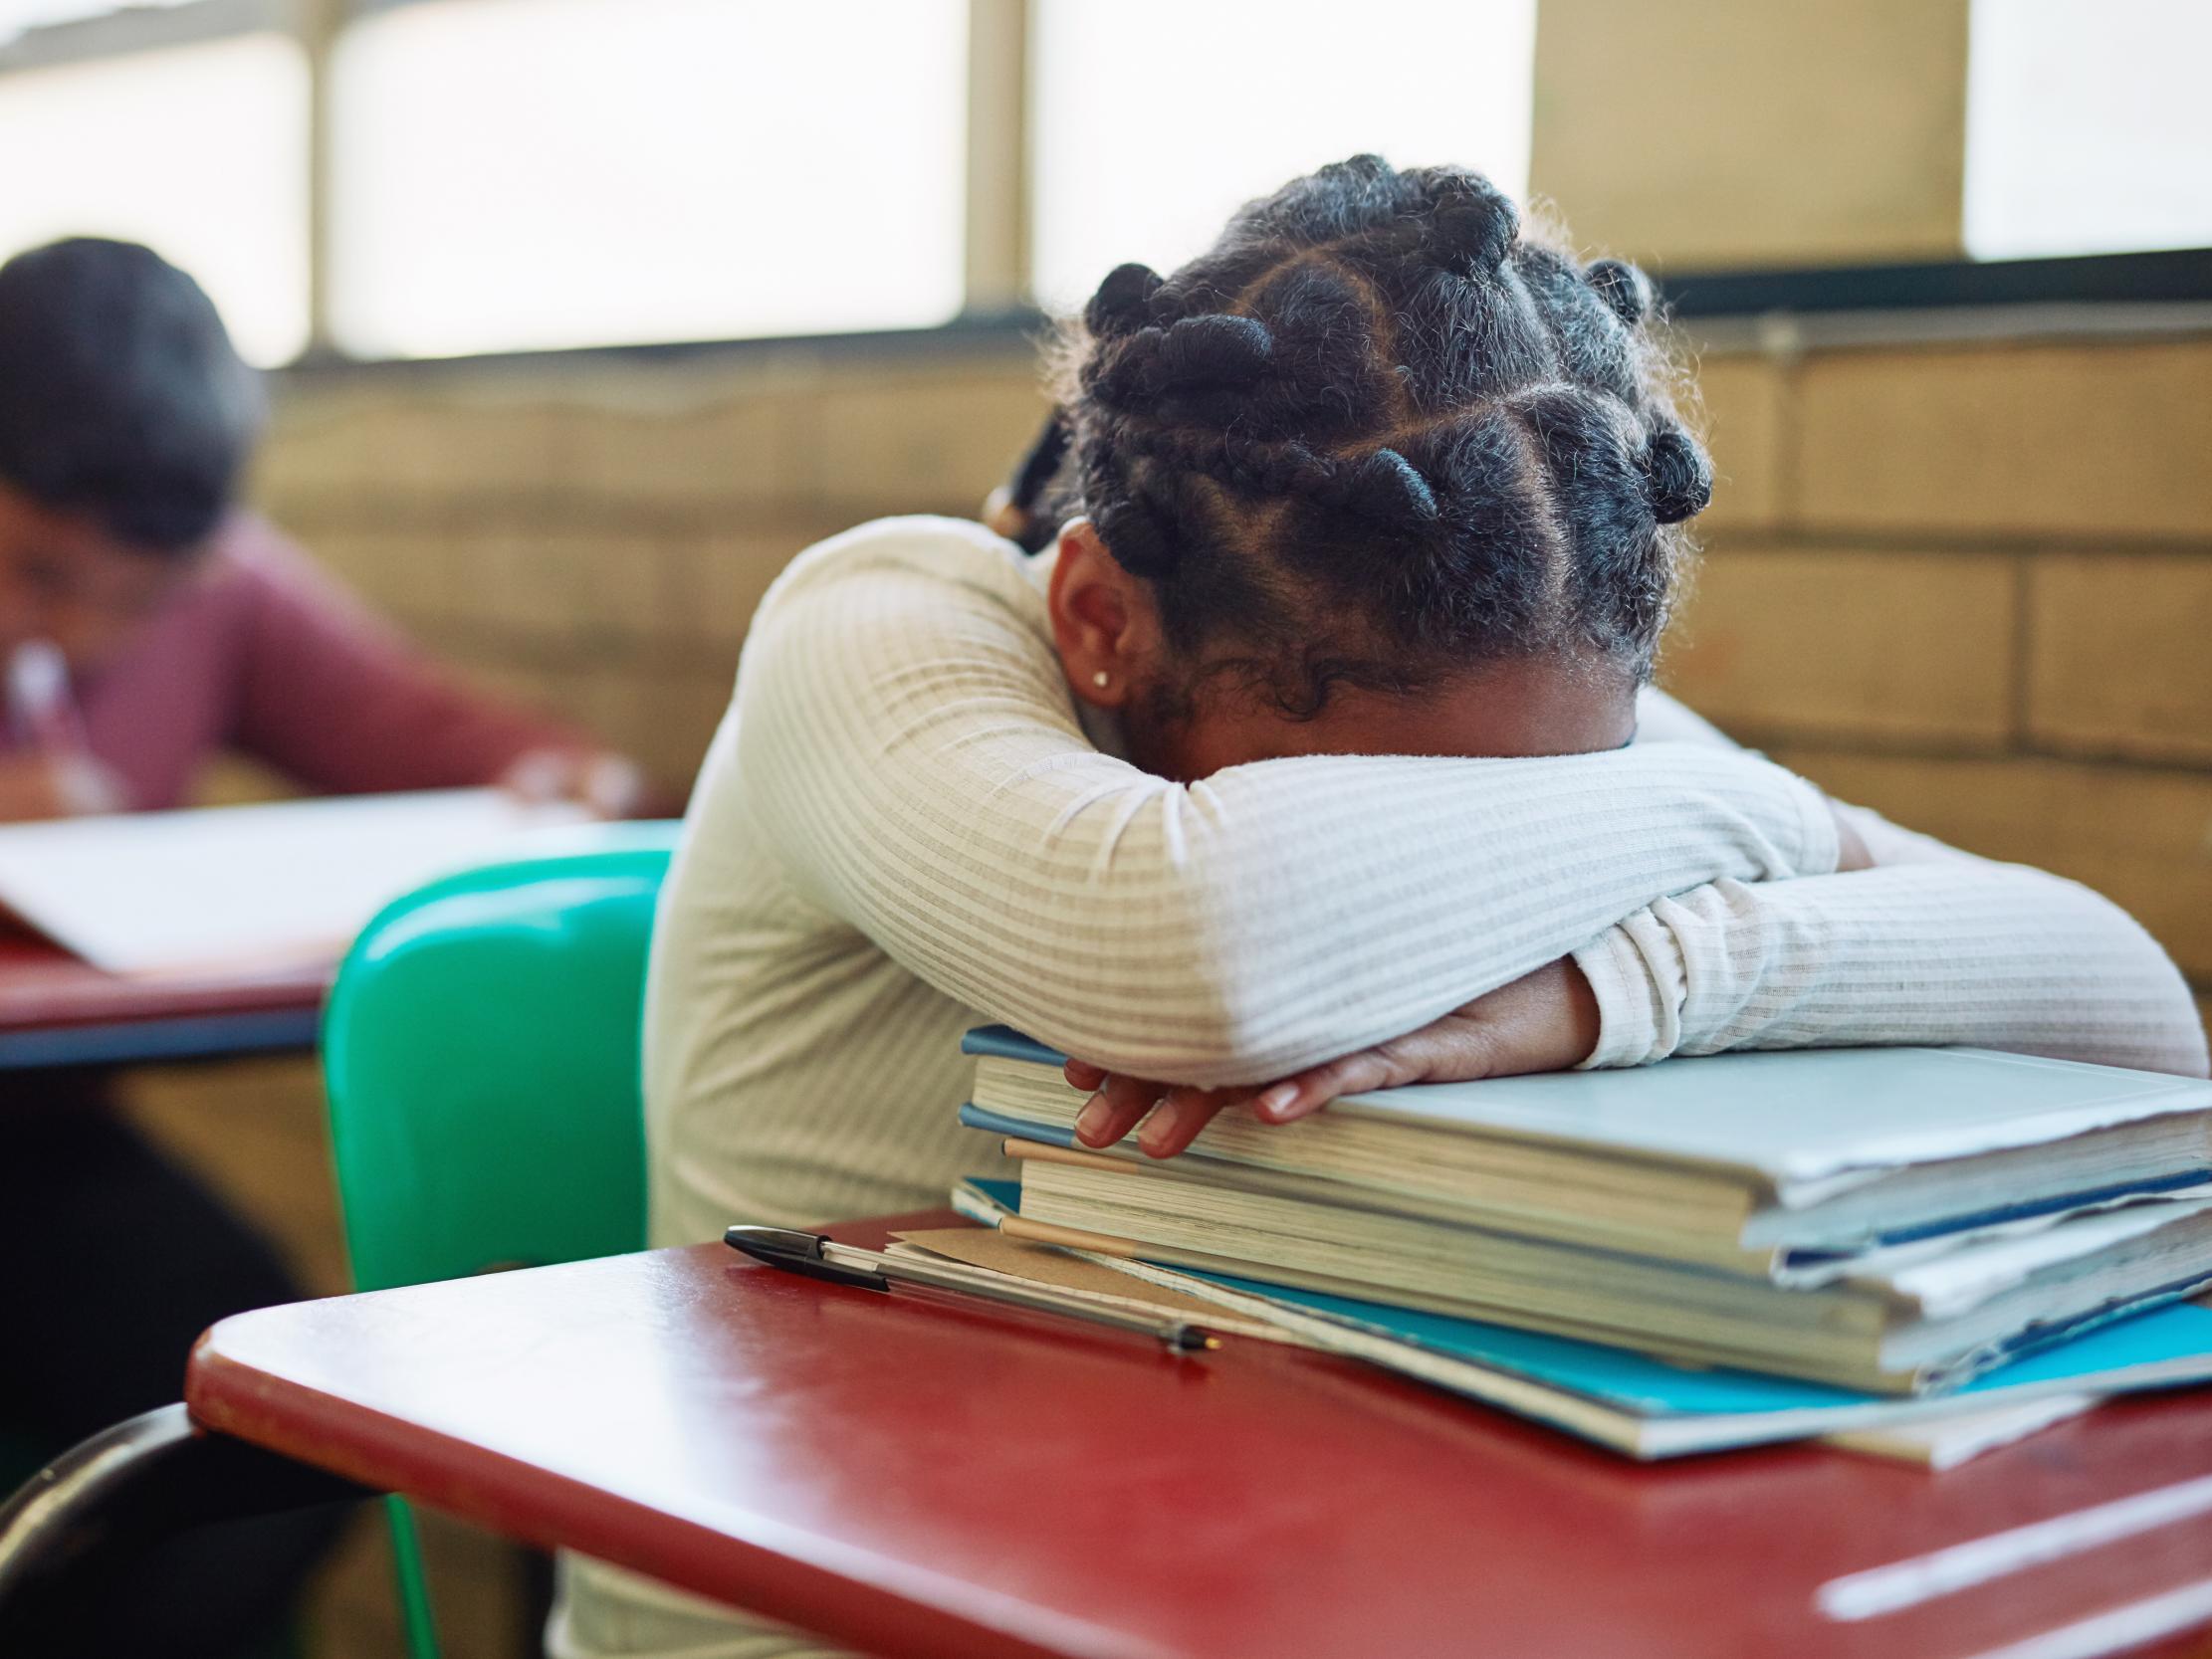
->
xmin=724 ymin=1224 xmax=888 ymax=1292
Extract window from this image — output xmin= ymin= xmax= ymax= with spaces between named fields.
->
xmin=0 ymin=0 xmax=192 ymax=41
xmin=1027 ymin=0 xmax=1537 ymax=312
xmin=328 ymin=0 xmax=969 ymax=359
xmin=1965 ymin=0 xmax=2212 ymax=260
xmin=0 ymin=30 xmax=310 ymax=364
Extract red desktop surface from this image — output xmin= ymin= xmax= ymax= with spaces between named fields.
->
xmin=189 ymin=1214 xmax=2212 ymax=1659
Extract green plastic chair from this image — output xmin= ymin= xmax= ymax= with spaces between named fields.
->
xmin=320 ymin=821 xmax=680 ymax=1659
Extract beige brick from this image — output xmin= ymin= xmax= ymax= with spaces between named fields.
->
xmin=565 ymin=535 xmax=677 ymax=640
xmin=252 ymin=387 xmax=385 ymax=503
xmin=269 ymin=390 xmax=565 ymax=500
xmin=1532 ymin=0 xmax=1968 ymax=267
xmin=384 ymin=536 xmax=465 ymax=625
xmin=552 ymin=395 xmax=797 ymax=506
xmin=1768 ymin=751 xmax=2212 ymax=981
xmin=458 ymin=659 xmax=553 ymax=715
xmin=2029 ymin=554 xmax=2212 ymax=763
xmin=564 ymin=668 xmax=730 ymax=793
xmin=445 ymin=530 xmax=592 ymax=643
xmin=1663 ymin=548 xmax=2015 ymax=745
xmin=662 ymin=531 xmax=808 ymax=649
xmin=801 ymin=370 xmax=1050 ymax=515
xmin=296 ymin=528 xmax=394 ymax=595
xmin=1691 ymin=353 xmax=1787 ymax=530
xmin=1795 ymin=339 xmax=2212 ymax=539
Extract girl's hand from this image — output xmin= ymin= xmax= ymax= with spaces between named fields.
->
xmin=0 ymin=752 xmax=125 ymax=821
xmin=499 ymin=748 xmax=648 ymax=820
xmin=1066 ymin=956 xmax=1601 ymax=1159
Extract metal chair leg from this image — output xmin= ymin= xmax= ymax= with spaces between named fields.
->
xmin=0 ymin=1401 xmax=378 ymax=1641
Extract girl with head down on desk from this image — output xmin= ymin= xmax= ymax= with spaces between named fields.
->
xmin=563 ymin=156 xmax=2208 ymax=1659
xmin=0 ymin=236 xmax=651 ymax=1659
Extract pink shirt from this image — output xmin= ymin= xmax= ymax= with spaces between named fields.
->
xmin=13 ymin=516 xmax=584 ymax=811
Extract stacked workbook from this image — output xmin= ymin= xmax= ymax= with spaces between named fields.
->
xmin=944 ymin=1027 xmax=2212 ymax=1456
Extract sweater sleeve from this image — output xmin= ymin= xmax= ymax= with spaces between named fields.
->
xmin=1576 ymin=695 xmax=2211 ymax=1078
xmin=224 ymin=526 xmax=596 ymax=794
xmin=731 ymin=518 xmax=1842 ymax=1087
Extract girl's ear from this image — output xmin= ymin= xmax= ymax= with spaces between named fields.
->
xmin=1047 ymin=518 xmax=1162 ymax=710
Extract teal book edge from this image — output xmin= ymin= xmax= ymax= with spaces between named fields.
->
xmin=948 ymin=1174 xmax=2212 ymax=1456
xmin=961 ymin=1025 xmax=1064 ymax=1065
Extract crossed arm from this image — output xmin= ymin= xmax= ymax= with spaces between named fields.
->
xmin=1081 ymin=725 xmax=2209 ymax=1154
xmin=735 ymin=518 xmax=2208 ymax=1153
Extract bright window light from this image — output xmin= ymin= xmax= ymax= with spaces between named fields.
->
xmin=1029 ymin=0 xmax=1537 ymax=312
xmin=0 ymin=0 xmax=192 ymax=46
xmin=0 ymin=33 xmax=310 ymax=365
xmin=1966 ymin=0 xmax=2212 ymax=259
xmin=329 ymin=0 xmax=969 ymax=359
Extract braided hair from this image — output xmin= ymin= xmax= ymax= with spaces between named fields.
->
xmin=1012 ymin=155 xmax=1710 ymax=720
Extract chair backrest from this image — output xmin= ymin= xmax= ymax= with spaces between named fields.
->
xmin=322 ymin=822 xmax=680 ymax=1292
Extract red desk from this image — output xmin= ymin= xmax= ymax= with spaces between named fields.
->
xmin=187 ymin=1216 xmax=2212 ymax=1659
xmin=0 ymin=931 xmax=326 ymax=1071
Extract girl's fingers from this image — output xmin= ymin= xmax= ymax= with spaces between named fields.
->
xmin=1253 ymin=1076 xmax=1324 ymax=1124
xmin=1063 ymin=1059 xmax=1109 ymax=1092
xmin=1073 ymin=1072 xmax=1161 ymax=1147
xmin=1252 ymin=1049 xmax=1404 ymax=1124
xmin=1137 ymin=1086 xmax=1237 ymax=1158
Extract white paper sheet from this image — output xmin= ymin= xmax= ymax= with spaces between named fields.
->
xmin=0 ymin=788 xmax=587 ymax=975
xmin=1823 ymin=1394 xmax=2099 ymax=1470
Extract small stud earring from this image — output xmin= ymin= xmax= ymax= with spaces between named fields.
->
xmin=1091 ymin=670 xmax=1111 ymax=690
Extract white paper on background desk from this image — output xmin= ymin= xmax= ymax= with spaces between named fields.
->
xmin=0 ymin=788 xmax=586 ymax=975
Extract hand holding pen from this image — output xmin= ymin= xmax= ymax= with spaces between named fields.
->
xmin=0 ymin=640 xmax=125 ymax=820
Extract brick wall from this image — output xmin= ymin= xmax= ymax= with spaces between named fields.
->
xmin=251 ymin=345 xmax=1054 ymax=796
xmin=1667 ymin=328 xmax=2212 ymax=1030
xmin=249 ymin=323 xmax=2212 ymax=1024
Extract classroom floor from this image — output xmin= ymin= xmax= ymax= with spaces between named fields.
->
xmin=119 ymin=1056 xmax=534 ymax=1659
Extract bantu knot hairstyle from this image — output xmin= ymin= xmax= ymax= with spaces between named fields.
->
xmin=1642 ymin=425 xmax=1712 ymax=524
xmin=1013 ymin=154 xmax=1710 ymax=716
xmin=1584 ymin=258 xmax=1652 ymax=325
xmin=1084 ymin=263 xmax=1163 ymax=338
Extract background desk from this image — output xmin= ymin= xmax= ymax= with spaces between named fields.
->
xmin=186 ymin=1213 xmax=2212 ymax=1659
xmin=0 ymin=931 xmax=326 ymax=1071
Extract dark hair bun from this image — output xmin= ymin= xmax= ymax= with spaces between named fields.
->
xmin=1154 ymin=314 xmax=1272 ymax=389
xmin=1085 ymin=263 xmax=1164 ymax=339
xmin=1584 ymin=259 xmax=1653 ymax=325
xmin=1341 ymin=447 xmax=1438 ymax=525
xmin=1095 ymin=494 xmax=1178 ymax=579
xmin=1641 ymin=425 xmax=1712 ymax=524
xmin=1426 ymin=181 xmax=1519 ymax=280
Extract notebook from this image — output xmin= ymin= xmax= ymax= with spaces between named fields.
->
xmin=950 ymin=1176 xmax=2212 ymax=1458
xmin=963 ymin=1026 xmax=2212 ymax=1278
xmin=995 ymin=1137 xmax=2212 ymax=1392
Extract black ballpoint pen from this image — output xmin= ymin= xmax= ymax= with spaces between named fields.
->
xmin=725 ymin=1223 xmax=1220 ymax=1352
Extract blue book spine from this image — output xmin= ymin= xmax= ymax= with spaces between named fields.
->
xmin=959 ymin=1101 xmax=1078 ymax=1148
xmin=960 ymin=1025 xmax=1066 ymax=1065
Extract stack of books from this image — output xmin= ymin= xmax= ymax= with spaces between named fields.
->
xmin=942 ymin=1027 xmax=2212 ymax=1456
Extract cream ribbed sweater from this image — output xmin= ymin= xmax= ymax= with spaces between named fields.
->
xmin=552 ymin=515 xmax=2207 ymax=1659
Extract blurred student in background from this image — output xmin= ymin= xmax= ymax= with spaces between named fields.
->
xmin=0 ymin=236 xmax=643 ymax=820
xmin=0 ymin=236 xmax=646 ymax=1658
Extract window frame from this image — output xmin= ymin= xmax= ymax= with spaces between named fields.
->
xmin=2 ymin=0 xmax=2207 ymax=373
